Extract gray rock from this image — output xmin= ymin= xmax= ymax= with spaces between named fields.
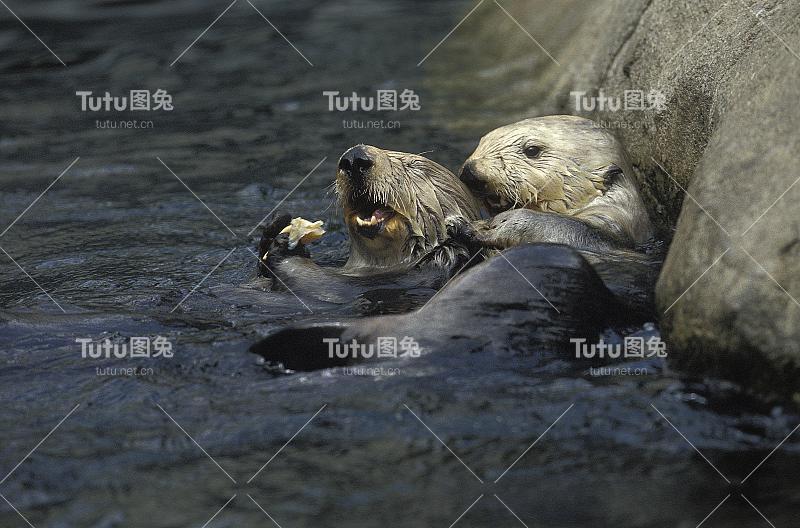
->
xmin=430 ymin=0 xmax=800 ymax=391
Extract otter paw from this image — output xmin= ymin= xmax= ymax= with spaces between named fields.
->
xmin=257 ymin=213 xmax=304 ymax=276
xmin=262 ymin=213 xmax=293 ymax=239
xmin=258 ymin=233 xmax=312 ymax=276
xmin=445 ymin=215 xmax=478 ymax=242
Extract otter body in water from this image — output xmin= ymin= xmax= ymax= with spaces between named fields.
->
xmin=251 ymin=121 xmax=659 ymax=363
xmin=257 ymin=145 xmax=480 ymax=303
xmin=252 ymin=244 xmax=618 ymax=370
xmin=459 ymin=115 xmax=653 ymax=250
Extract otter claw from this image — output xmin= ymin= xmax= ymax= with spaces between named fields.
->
xmin=446 ymin=215 xmax=478 ymax=242
xmin=262 ymin=213 xmax=293 ymax=239
xmin=257 ymin=213 xmax=296 ymax=276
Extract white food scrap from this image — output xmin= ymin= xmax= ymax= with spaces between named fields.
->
xmin=280 ymin=217 xmax=326 ymax=249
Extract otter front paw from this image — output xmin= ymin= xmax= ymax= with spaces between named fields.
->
xmin=445 ymin=215 xmax=477 ymax=241
xmin=257 ymin=214 xmax=310 ymax=276
xmin=445 ymin=215 xmax=488 ymax=255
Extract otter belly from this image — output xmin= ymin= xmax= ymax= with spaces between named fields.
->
xmin=251 ymin=245 xmax=619 ymax=370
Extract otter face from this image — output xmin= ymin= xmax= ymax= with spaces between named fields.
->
xmin=336 ymin=145 xmax=480 ymax=270
xmin=459 ymin=115 xmax=621 ymax=215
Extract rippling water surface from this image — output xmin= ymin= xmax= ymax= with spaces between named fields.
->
xmin=1 ymin=1 xmax=799 ymax=526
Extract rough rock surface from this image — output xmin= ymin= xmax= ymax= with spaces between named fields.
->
xmin=433 ymin=0 xmax=800 ymax=392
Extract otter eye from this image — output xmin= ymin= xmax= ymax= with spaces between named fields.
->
xmin=524 ymin=145 xmax=542 ymax=159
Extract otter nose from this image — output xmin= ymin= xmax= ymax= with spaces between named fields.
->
xmin=339 ymin=145 xmax=374 ymax=180
xmin=459 ymin=160 xmax=486 ymax=191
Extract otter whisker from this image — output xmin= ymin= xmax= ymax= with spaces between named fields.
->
xmin=320 ymin=197 xmax=337 ymax=215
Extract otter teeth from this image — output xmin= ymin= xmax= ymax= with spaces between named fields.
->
xmin=356 ymin=215 xmax=381 ymax=227
xmin=355 ymin=209 xmax=392 ymax=227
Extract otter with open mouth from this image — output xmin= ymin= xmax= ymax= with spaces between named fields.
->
xmin=256 ymin=145 xmax=480 ymax=304
xmin=336 ymin=144 xmax=480 ymax=272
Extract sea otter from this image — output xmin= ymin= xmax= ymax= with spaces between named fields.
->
xmin=446 ymin=115 xmax=662 ymax=314
xmin=256 ymin=145 xmax=480 ymax=303
xmin=334 ymin=144 xmax=480 ymax=271
xmin=458 ymin=115 xmax=654 ymax=250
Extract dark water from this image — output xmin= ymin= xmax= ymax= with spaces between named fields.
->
xmin=1 ymin=1 xmax=799 ymax=526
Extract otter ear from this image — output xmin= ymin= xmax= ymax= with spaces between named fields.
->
xmin=589 ymin=164 xmax=625 ymax=194
xmin=598 ymin=164 xmax=624 ymax=184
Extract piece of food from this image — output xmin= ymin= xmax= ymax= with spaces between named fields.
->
xmin=279 ymin=217 xmax=326 ymax=249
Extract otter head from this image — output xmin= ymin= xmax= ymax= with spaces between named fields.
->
xmin=336 ymin=145 xmax=480 ymax=271
xmin=459 ymin=115 xmax=652 ymax=245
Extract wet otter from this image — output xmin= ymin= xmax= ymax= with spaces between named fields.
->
xmin=449 ymin=116 xmax=663 ymax=313
xmin=335 ymin=144 xmax=480 ymax=271
xmin=256 ymin=145 xmax=480 ymax=303
xmin=251 ymin=244 xmax=619 ymax=370
xmin=459 ymin=115 xmax=653 ymax=250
